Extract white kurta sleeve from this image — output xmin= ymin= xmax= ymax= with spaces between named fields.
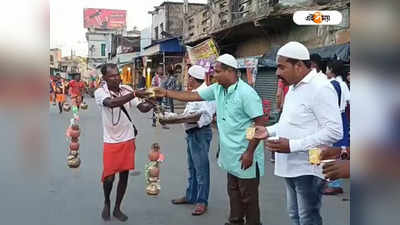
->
xmin=289 ymin=84 xmax=343 ymax=152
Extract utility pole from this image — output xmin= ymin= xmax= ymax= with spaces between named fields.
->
xmin=183 ymin=0 xmax=188 ymax=15
xmin=183 ymin=0 xmax=189 ymax=35
xmin=182 ymin=0 xmax=189 ymax=90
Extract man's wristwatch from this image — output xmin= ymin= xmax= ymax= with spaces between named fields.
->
xmin=340 ymin=146 xmax=349 ymax=160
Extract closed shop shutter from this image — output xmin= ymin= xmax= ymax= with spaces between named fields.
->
xmin=254 ymin=67 xmax=278 ymax=111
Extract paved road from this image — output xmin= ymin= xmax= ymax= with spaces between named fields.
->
xmin=35 ymin=98 xmax=349 ymax=225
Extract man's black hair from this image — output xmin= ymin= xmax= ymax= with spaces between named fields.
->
xmin=327 ymin=59 xmax=349 ymax=84
xmin=174 ymin=65 xmax=182 ymax=74
xmin=286 ymin=58 xmax=311 ymax=69
xmin=101 ymin=63 xmax=118 ymax=76
xmin=327 ymin=59 xmax=344 ymax=77
xmin=167 ymin=65 xmax=174 ymax=75
xmin=310 ymin=53 xmax=322 ymax=68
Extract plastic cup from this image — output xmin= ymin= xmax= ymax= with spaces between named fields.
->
xmin=309 ymin=147 xmax=322 ymax=165
xmin=321 ymin=159 xmax=337 ymax=182
xmin=267 ymin=136 xmax=280 ymax=142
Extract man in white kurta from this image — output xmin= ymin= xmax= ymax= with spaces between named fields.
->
xmin=254 ymin=42 xmax=342 ymax=225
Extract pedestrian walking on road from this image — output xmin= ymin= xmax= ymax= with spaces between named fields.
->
xmin=68 ymin=74 xmax=85 ymax=110
xmin=164 ymin=65 xmax=181 ymax=113
xmin=151 ymin=66 xmax=169 ymax=129
xmin=54 ymin=74 xmax=66 ymax=113
xmin=95 ymin=63 xmax=150 ymax=222
xmin=49 ymin=75 xmax=56 ymax=105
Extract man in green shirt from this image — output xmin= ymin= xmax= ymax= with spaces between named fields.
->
xmin=153 ymin=54 xmax=265 ymax=225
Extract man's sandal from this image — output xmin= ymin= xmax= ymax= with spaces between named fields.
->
xmin=171 ymin=197 xmax=191 ymax=205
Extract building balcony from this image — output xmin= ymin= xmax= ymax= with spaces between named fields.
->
xmin=184 ymin=0 xmax=349 ymax=45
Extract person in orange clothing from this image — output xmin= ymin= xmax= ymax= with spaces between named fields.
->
xmin=68 ymin=74 xmax=85 ymax=109
xmin=95 ymin=63 xmax=151 ymax=222
xmin=49 ymin=76 xmax=56 ymax=105
xmin=54 ymin=74 xmax=66 ymax=113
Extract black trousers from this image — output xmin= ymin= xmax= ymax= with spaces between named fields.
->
xmin=167 ymin=97 xmax=174 ymax=113
xmin=227 ymin=164 xmax=261 ymax=225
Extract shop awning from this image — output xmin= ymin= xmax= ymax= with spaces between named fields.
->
xmin=141 ymin=37 xmax=185 ymax=56
xmin=115 ymin=52 xmax=140 ymax=64
xmin=141 ymin=44 xmax=160 ymax=56
xmin=259 ymin=42 xmax=350 ymax=67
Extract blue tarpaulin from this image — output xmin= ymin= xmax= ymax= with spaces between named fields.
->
xmin=159 ymin=38 xmax=185 ymax=53
xmin=142 ymin=37 xmax=185 ymax=55
xmin=259 ymin=43 xmax=350 ymax=67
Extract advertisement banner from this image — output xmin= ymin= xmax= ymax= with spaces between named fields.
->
xmin=187 ymin=38 xmax=219 ymax=72
xmin=237 ymin=57 xmax=259 ymax=86
xmin=84 ymin=8 xmax=126 ymax=30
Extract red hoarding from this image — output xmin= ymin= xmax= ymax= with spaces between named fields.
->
xmin=84 ymin=8 xmax=126 ymax=30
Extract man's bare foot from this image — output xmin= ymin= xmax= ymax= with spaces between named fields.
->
xmin=113 ymin=209 xmax=128 ymax=222
xmin=101 ymin=203 xmax=111 ymax=221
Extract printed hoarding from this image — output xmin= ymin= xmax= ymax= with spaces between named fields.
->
xmin=84 ymin=8 xmax=126 ymax=30
xmin=187 ymin=38 xmax=219 ymax=72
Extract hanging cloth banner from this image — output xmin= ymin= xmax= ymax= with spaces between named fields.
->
xmin=186 ymin=38 xmax=219 ymax=72
xmin=186 ymin=38 xmax=220 ymax=86
xmin=237 ymin=56 xmax=259 ymax=86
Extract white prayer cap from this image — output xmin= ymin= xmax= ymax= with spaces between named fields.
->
xmin=188 ymin=65 xmax=206 ymax=80
xmin=277 ymin=41 xmax=310 ymax=61
xmin=216 ymin=54 xmax=238 ymax=69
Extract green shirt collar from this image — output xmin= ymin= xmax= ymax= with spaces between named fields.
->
xmin=224 ymin=79 xmax=240 ymax=95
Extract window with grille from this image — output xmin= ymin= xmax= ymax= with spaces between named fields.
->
xmin=101 ymin=43 xmax=106 ymax=56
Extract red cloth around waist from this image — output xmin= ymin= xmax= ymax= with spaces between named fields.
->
xmin=102 ymin=139 xmax=135 ymax=182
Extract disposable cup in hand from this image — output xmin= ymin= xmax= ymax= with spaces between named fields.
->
xmin=309 ymin=147 xmax=322 ymax=165
xmin=145 ymin=88 xmax=156 ymax=98
xmin=322 ymin=159 xmax=336 ymax=181
xmin=246 ymin=127 xmax=256 ymax=140
xmin=267 ymin=136 xmax=279 ymax=142
xmin=264 ymin=136 xmax=279 ymax=151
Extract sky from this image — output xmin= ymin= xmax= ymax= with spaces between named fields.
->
xmin=50 ymin=0 xmax=207 ymax=57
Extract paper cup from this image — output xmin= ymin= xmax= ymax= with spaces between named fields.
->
xmin=267 ymin=136 xmax=280 ymax=142
xmin=309 ymin=147 xmax=322 ymax=165
xmin=145 ymin=88 xmax=156 ymax=98
xmin=321 ymin=159 xmax=337 ymax=181
xmin=246 ymin=127 xmax=256 ymax=140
